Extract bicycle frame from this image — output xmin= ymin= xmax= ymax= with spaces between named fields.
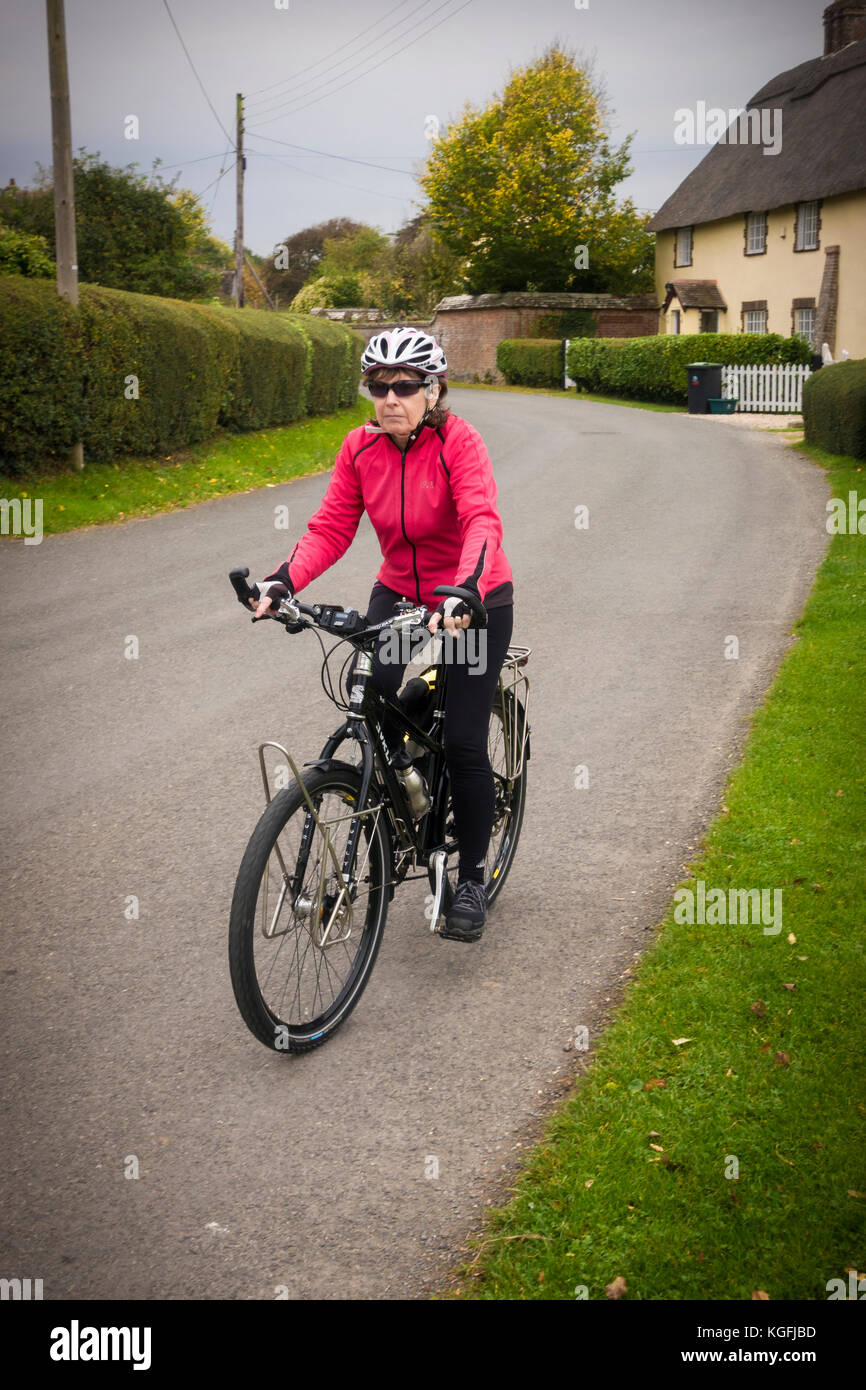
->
xmin=256 ymin=625 xmax=532 ymax=926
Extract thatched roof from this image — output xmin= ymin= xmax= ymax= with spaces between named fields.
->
xmin=649 ymin=37 xmax=866 ymax=231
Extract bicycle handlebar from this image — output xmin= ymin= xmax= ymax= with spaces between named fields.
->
xmin=228 ymin=567 xmax=487 ymax=637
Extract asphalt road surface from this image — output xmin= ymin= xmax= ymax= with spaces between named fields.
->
xmin=0 ymin=389 xmax=828 ymax=1299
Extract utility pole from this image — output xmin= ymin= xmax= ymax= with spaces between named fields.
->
xmin=235 ymin=92 xmax=244 ymax=308
xmin=46 ymin=0 xmax=83 ymax=468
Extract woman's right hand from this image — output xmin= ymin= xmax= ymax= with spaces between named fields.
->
xmin=248 ymin=578 xmax=290 ymax=619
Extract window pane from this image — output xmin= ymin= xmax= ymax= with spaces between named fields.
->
xmin=797 ymin=202 xmax=818 ymax=250
xmin=795 ymin=307 xmax=815 ymax=339
xmin=676 ymin=227 xmax=691 ymax=266
xmin=745 ymin=310 xmax=767 ymax=332
xmin=746 ymin=213 xmax=766 ymax=254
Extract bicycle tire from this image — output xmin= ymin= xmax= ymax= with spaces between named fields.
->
xmin=428 ymin=692 xmax=528 ymax=909
xmin=229 ymin=765 xmax=390 ymax=1053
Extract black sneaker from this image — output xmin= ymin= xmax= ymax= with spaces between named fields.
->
xmin=438 ymin=879 xmax=487 ymax=942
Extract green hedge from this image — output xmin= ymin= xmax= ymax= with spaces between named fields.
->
xmin=566 ymin=332 xmax=812 ymax=404
xmin=802 ymin=359 xmax=866 ymax=460
xmin=0 ymin=275 xmax=363 ymax=468
xmin=497 ymin=338 xmax=564 ymax=389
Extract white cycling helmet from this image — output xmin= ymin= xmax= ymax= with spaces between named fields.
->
xmin=361 ymin=326 xmax=448 ymax=378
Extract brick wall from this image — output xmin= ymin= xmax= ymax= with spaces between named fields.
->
xmin=431 ymin=295 xmax=659 ymax=382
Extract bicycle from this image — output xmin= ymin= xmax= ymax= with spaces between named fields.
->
xmin=227 ymin=566 xmax=531 ymax=1053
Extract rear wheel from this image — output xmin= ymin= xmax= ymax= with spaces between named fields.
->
xmin=428 ymin=692 xmax=528 ymax=910
xmin=229 ymin=766 xmax=390 ymax=1053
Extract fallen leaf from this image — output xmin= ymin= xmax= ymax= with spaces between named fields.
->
xmin=787 ymin=932 xmax=797 ymax=944
xmin=585 ymin=1179 xmax=594 ymax=1188
xmin=773 ymin=1051 xmax=791 ymax=1067
xmin=649 ymin=1143 xmax=665 ymax=1153
xmin=671 ymin=1037 xmax=692 ymax=1046
xmin=648 ymin=1131 xmax=662 ymax=1139
xmin=750 ymin=1001 xmax=766 ymax=1017
xmin=752 ymin=1289 xmax=770 ymax=1301
xmin=605 ymin=1275 xmax=627 ymax=1300
xmin=848 ymin=1190 xmax=866 ymax=1200
xmin=790 ymin=838 xmax=801 ymax=845
xmin=644 ymin=1079 xmax=667 ymax=1091
xmin=537 ymin=1270 xmax=545 ymax=1283
xmin=782 ymin=982 xmax=796 ymax=992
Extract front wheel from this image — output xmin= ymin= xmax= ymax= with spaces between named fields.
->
xmin=229 ymin=766 xmax=391 ymax=1053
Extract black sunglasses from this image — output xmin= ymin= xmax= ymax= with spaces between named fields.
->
xmin=367 ymin=379 xmax=429 ymax=399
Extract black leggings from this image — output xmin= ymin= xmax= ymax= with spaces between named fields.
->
xmin=356 ymin=584 xmax=514 ymax=884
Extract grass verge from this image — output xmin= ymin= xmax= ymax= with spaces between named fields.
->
xmin=447 ymin=440 xmax=866 ymax=1301
xmin=0 ymin=398 xmax=370 ymax=536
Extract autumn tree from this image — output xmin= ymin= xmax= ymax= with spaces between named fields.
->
xmin=419 ymin=46 xmax=654 ymax=294
xmin=262 ymin=217 xmax=368 ymax=307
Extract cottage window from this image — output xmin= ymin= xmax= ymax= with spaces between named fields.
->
xmin=744 ymin=308 xmax=768 ymax=332
xmin=794 ymin=306 xmax=816 ymax=341
xmin=675 ymin=227 xmax=693 ymax=267
xmin=795 ymin=201 xmax=820 ymax=251
xmin=745 ymin=212 xmax=768 ymax=255
xmin=672 ymin=309 xmax=681 ymax=334
xmin=700 ymin=310 xmax=719 ymax=333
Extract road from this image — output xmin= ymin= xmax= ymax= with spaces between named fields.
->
xmin=0 ymin=389 xmax=828 ymax=1299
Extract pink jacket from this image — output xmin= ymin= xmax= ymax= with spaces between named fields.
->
xmin=277 ymin=413 xmax=513 ymax=610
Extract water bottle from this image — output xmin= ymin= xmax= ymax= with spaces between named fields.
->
xmin=397 ymin=765 xmax=431 ymax=820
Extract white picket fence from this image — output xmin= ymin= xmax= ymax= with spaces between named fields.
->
xmin=721 ymin=363 xmax=812 ymax=413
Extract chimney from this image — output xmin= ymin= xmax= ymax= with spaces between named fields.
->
xmin=823 ymin=0 xmax=866 ymax=54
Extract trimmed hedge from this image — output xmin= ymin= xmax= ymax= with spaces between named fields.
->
xmin=802 ymin=359 xmax=866 ymax=460
xmin=497 ymin=338 xmax=564 ymax=389
xmin=566 ymin=332 xmax=812 ymax=404
xmin=0 ymin=275 xmax=364 ymax=468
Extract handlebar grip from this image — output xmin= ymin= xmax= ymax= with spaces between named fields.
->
xmin=230 ymin=566 xmax=254 ymax=605
xmin=432 ymin=584 xmax=488 ymax=629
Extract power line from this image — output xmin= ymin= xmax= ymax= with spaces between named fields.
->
xmin=246 ymin=0 xmax=476 ymax=127
xmin=150 ymin=150 xmax=233 ymax=173
xmin=161 ymin=0 xmax=233 ymax=145
xmin=245 ymin=144 xmax=412 ymax=204
xmin=245 ymin=0 xmax=416 ymax=102
xmin=247 ymin=0 xmax=431 ymax=118
xmin=206 ymin=137 xmax=235 ymax=219
xmin=247 ymin=132 xmax=417 ymax=177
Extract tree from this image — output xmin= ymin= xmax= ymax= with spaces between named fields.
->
xmin=0 ymin=152 xmax=225 ymax=299
xmin=261 ymin=217 xmax=367 ymax=307
xmin=289 ymin=224 xmax=390 ymax=311
xmin=419 ymin=46 xmax=654 ymax=294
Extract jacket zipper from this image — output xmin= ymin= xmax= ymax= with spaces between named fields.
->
xmin=397 ymin=437 xmax=422 ymax=604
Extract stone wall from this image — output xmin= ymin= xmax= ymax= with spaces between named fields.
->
xmin=430 ymin=292 xmax=659 ymax=383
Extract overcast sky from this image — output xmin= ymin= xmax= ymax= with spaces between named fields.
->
xmin=1 ymin=0 xmax=827 ymax=256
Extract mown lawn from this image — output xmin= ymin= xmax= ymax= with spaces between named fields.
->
xmin=446 ymin=441 xmax=866 ymax=1301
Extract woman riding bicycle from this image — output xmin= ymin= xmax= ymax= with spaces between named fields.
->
xmin=248 ymin=326 xmax=514 ymax=942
